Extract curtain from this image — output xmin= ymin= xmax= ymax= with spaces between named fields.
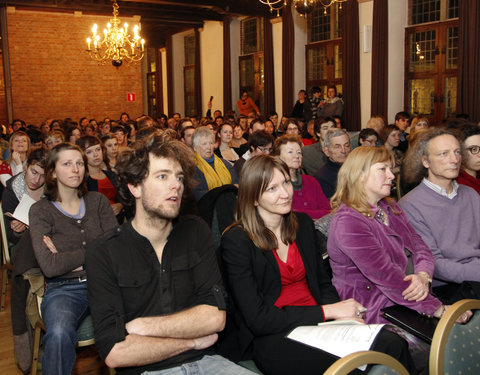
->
xmin=166 ymin=34 xmax=174 ymax=117
xmin=264 ymin=17 xmax=275 ymax=115
xmin=223 ymin=17 xmax=232 ymax=113
xmin=282 ymin=1 xmax=294 ymax=117
xmin=457 ymin=0 xmax=480 ymax=122
xmin=370 ymin=0 xmax=388 ymax=119
xmin=194 ymin=28 xmax=202 ymax=117
xmin=342 ymin=0 xmax=360 ymax=131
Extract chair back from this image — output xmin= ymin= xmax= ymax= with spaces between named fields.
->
xmin=324 ymin=350 xmax=409 ymax=375
xmin=430 ymin=299 xmax=480 ymax=375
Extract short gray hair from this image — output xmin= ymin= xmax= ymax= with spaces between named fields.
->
xmin=324 ymin=129 xmax=349 ymax=148
xmin=192 ymin=126 xmax=214 ymax=149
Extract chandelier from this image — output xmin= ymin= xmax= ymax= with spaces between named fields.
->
xmin=259 ymin=0 xmax=347 ymax=17
xmin=86 ymin=0 xmax=145 ymax=67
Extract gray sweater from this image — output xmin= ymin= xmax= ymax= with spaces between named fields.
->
xmin=29 ymin=192 xmax=117 ymax=279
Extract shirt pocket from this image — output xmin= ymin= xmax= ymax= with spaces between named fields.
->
xmin=117 ymin=270 xmax=153 ymax=319
xmin=170 ymin=252 xmax=202 ymax=308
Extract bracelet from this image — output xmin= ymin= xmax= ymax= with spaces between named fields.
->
xmin=439 ymin=305 xmax=446 ymax=318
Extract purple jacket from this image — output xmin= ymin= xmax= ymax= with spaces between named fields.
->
xmin=327 ymin=201 xmax=442 ymax=323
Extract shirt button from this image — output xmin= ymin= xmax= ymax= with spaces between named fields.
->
xmin=82 ymin=241 xmax=86 ymax=245
xmin=77 ymin=220 xmax=81 ymax=224
xmin=81 ymin=229 xmax=85 ymax=233
xmin=366 ymin=285 xmax=371 ymax=291
xmin=162 ymin=268 xmax=166 ymax=273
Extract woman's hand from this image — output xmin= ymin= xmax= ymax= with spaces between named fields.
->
xmin=10 ymin=219 xmax=26 ymax=233
xmin=433 ymin=305 xmax=473 ymax=324
xmin=12 ymin=151 xmax=22 ymax=165
xmin=323 ymin=298 xmax=367 ymax=322
xmin=110 ymin=203 xmax=123 ymax=216
xmin=402 ymin=273 xmax=430 ymax=302
xmin=43 ymin=235 xmax=58 ymax=253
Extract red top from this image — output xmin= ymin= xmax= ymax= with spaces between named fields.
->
xmin=457 ymin=170 xmax=480 ymax=194
xmin=0 ymin=161 xmax=12 ymax=176
xmin=236 ymin=97 xmax=260 ymax=116
xmin=273 ymin=242 xmax=317 ymax=308
xmin=96 ymin=176 xmax=117 ymax=205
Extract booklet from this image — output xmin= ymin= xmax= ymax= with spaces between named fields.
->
xmin=287 ymin=320 xmax=384 ymax=370
xmin=4 ymin=194 xmax=36 ymax=226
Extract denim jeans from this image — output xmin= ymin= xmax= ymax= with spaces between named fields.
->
xmin=141 ymin=355 xmax=256 ymax=375
xmin=41 ymin=279 xmax=89 ymax=375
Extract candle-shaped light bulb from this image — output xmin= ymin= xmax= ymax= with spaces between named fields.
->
xmin=107 ymin=23 xmax=111 ymax=29
xmin=86 ymin=37 xmax=91 ymax=50
xmin=141 ymin=39 xmax=145 ymax=51
xmin=124 ymin=22 xmax=128 ymax=30
xmin=92 ymin=24 xmax=97 ymax=35
xmin=133 ymin=25 xmax=138 ymax=33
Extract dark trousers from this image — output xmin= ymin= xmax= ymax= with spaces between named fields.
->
xmin=433 ymin=281 xmax=480 ymax=305
xmin=252 ymin=328 xmax=416 ymax=375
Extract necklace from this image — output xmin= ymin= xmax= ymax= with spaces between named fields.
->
xmin=376 ymin=206 xmax=389 ymax=226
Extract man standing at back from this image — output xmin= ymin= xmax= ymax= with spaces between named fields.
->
xmin=86 ymin=134 xmax=254 ymax=374
xmin=399 ymin=128 xmax=480 ymax=303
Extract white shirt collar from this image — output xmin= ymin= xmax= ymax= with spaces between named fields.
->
xmin=422 ymin=178 xmax=458 ymax=199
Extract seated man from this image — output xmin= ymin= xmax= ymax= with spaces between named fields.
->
xmin=302 ymin=117 xmax=335 ymax=176
xmin=314 ymin=128 xmax=351 ymax=199
xmin=85 ymin=134 xmax=254 ymax=374
xmin=399 ymin=128 xmax=480 ymax=304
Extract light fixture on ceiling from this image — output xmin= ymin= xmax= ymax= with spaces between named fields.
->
xmin=259 ymin=0 xmax=347 ymax=17
xmin=86 ymin=0 xmax=145 ymax=67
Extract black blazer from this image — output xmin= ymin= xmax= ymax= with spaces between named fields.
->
xmin=218 ymin=212 xmax=339 ymax=360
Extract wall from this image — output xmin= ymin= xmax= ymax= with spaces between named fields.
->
xmin=6 ymin=8 xmax=143 ymax=125
xmin=230 ymin=18 xmax=241 ymax=112
xmin=293 ymin=11 xmax=307 ymax=104
xmin=200 ymin=21 xmax=224 ymax=116
xmin=272 ymin=18 xmax=283 ymax=117
xmin=171 ymin=30 xmax=187 ymax=117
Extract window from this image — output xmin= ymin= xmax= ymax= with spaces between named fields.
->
xmin=306 ymin=4 xmax=343 ymax=97
xmin=184 ymin=34 xmax=196 ymax=117
xmin=146 ymin=48 xmax=158 ymax=118
xmin=239 ymin=17 xmax=264 ymax=114
xmin=405 ymin=0 xmax=458 ymax=123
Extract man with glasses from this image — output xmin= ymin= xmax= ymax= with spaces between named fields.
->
xmin=234 ymin=130 xmax=274 ymax=176
xmin=399 ymin=128 xmax=480 ymax=304
xmin=456 ymin=124 xmax=480 ymax=194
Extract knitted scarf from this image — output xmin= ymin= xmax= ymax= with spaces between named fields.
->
xmin=195 ymin=152 xmax=232 ymax=190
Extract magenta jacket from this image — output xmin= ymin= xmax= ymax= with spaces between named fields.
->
xmin=327 ymin=200 xmax=442 ymax=323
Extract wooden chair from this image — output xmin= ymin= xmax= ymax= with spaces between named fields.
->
xmin=429 ymin=299 xmax=480 ymax=375
xmin=324 ymin=351 xmax=410 ymax=375
xmin=1 ymin=205 xmax=13 ymax=311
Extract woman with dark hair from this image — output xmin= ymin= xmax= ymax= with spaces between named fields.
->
xmin=101 ymin=133 xmax=119 ymax=169
xmin=214 ymin=123 xmax=239 ymax=165
xmin=381 ymin=124 xmax=404 ymax=175
xmin=29 ymin=143 xmax=117 ymax=375
xmin=457 ymin=123 xmax=480 ymax=194
xmin=317 ymin=85 xmax=344 ymax=119
xmin=76 ymin=136 xmax=124 ymax=222
xmin=2 ymin=147 xmax=47 ymax=245
xmin=273 ymin=134 xmax=330 ymax=219
xmin=65 ymin=125 xmax=81 ymax=144
xmin=236 ymin=89 xmax=260 ymax=117
xmin=220 ymin=154 xmax=415 ymax=375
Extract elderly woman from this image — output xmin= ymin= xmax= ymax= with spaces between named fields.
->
xmin=0 ymin=131 xmax=31 ymax=186
xmin=328 ymin=146 xmax=472 ymax=325
xmin=192 ymin=126 xmax=238 ymax=201
xmin=456 ymin=124 xmax=480 ymax=194
xmin=273 ymin=134 xmax=330 ymax=219
xmin=220 ymin=154 xmax=415 ymax=375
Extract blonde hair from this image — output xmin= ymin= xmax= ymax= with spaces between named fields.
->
xmin=331 ymin=146 xmax=397 ymax=218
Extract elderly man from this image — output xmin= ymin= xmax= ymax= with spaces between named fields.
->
xmin=302 ymin=117 xmax=335 ymax=176
xmin=399 ymin=128 xmax=480 ymax=304
xmin=85 ymin=135 xmax=254 ymax=374
xmin=314 ymin=128 xmax=351 ymax=198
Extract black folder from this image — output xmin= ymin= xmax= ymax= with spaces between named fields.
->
xmin=381 ymin=305 xmax=438 ymax=343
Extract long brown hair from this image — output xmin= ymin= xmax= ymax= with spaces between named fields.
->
xmin=229 ymin=154 xmax=297 ymax=251
xmin=331 ymin=146 xmax=397 ymax=218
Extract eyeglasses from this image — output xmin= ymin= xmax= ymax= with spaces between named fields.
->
xmin=257 ymin=146 xmax=273 ymax=154
xmin=466 ymin=145 xmax=480 ymax=155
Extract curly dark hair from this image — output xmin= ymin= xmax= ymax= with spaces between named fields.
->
xmin=115 ymin=133 xmax=196 ymax=208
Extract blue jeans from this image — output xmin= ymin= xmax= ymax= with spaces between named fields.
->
xmin=41 ymin=279 xmax=89 ymax=375
xmin=141 ymin=355 xmax=256 ymax=375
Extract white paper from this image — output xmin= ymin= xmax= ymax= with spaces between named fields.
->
xmin=287 ymin=322 xmax=385 ymax=370
xmin=7 ymin=194 xmax=36 ymax=226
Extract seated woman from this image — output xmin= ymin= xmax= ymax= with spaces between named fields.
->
xmin=317 ymin=85 xmax=344 ymax=119
xmin=192 ymin=126 xmax=238 ymax=201
xmin=328 ymin=146 xmax=472 ymax=325
xmin=76 ymin=136 xmax=124 ymax=223
xmin=101 ymin=133 xmax=119 ymax=169
xmin=29 ymin=143 xmax=117 ymax=375
xmin=65 ymin=125 xmax=81 ymax=144
xmin=0 ymin=131 xmax=30 ymax=186
xmin=2 ymin=148 xmax=47 ymax=246
xmin=220 ymin=154 xmax=416 ymax=375
xmin=457 ymin=123 xmax=480 ymax=194
xmin=215 ymin=122 xmax=239 ymax=166
xmin=273 ymin=134 xmax=330 ymax=219
xmin=229 ymin=123 xmax=247 ymax=149
xmin=284 ymin=119 xmax=312 ymax=146
xmin=45 ymin=131 xmax=65 ymax=151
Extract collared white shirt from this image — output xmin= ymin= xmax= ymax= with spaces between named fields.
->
xmin=422 ymin=177 xmax=458 ymax=199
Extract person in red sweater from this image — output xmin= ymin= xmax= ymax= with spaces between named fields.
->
xmin=236 ymin=89 xmax=260 ymax=117
xmin=457 ymin=123 xmax=480 ymax=194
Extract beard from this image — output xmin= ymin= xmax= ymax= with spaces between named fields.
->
xmin=141 ymin=195 xmax=181 ymax=221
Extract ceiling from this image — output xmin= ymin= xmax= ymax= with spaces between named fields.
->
xmin=3 ymin=0 xmax=273 ymax=46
